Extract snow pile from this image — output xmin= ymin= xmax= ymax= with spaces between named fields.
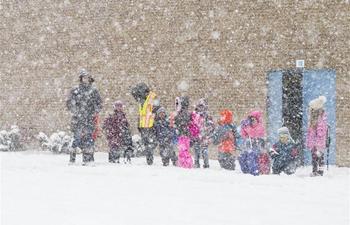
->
xmin=132 ymin=134 xmax=145 ymax=157
xmin=37 ymin=131 xmax=72 ymax=154
xmin=0 ymin=151 xmax=349 ymax=225
xmin=0 ymin=125 xmax=22 ymax=151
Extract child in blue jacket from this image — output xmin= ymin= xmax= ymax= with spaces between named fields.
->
xmin=155 ymin=107 xmax=178 ymax=166
xmin=269 ymin=127 xmax=298 ymax=175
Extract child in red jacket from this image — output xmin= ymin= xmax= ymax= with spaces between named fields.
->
xmin=212 ymin=110 xmax=236 ymax=170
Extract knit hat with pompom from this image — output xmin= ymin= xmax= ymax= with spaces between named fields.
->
xmin=309 ymin=96 xmax=326 ymax=110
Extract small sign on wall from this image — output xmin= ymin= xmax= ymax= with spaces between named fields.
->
xmin=296 ymin=60 xmax=305 ymax=68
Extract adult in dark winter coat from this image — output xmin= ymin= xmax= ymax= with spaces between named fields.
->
xmin=131 ymin=83 xmax=160 ymax=165
xmin=103 ymin=101 xmax=133 ymax=163
xmin=269 ymin=127 xmax=298 ymax=175
xmin=174 ymin=96 xmax=194 ymax=169
xmin=66 ymin=69 xmax=103 ymax=165
xmin=155 ymin=107 xmax=178 ymax=166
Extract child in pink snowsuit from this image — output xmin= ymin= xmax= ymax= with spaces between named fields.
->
xmin=174 ymin=96 xmax=194 ymax=169
xmin=306 ymin=96 xmax=328 ymax=177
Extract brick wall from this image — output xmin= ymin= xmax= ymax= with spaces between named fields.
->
xmin=0 ymin=0 xmax=349 ymax=166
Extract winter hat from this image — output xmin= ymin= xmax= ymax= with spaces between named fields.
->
xmin=195 ymin=98 xmax=208 ymax=111
xmin=79 ymin=69 xmax=94 ymax=83
xmin=278 ymin=127 xmax=295 ymax=142
xmin=219 ymin=110 xmax=233 ymax=125
xmin=309 ymin=96 xmax=326 ymax=110
xmin=113 ymin=101 xmax=124 ymax=108
xmin=157 ymin=107 xmax=166 ymax=115
xmin=278 ymin=127 xmax=290 ymax=137
xmin=131 ymin=82 xmax=150 ymax=104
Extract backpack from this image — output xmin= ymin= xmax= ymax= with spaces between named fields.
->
xmin=228 ymin=123 xmax=244 ymax=148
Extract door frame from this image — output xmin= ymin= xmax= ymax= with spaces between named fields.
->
xmin=267 ymin=69 xmax=336 ymax=166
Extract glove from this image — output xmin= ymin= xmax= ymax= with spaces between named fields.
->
xmin=269 ymin=148 xmax=279 ymax=158
xmin=241 ymin=119 xmax=249 ymax=128
xmin=189 ymin=139 xmax=194 ymax=147
xmin=315 ymin=150 xmax=323 ymax=157
xmin=292 ymin=149 xmax=297 ymax=157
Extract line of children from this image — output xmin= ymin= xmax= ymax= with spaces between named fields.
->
xmin=98 ymin=94 xmax=328 ymax=178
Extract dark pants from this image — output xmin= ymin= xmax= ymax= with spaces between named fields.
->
xmin=69 ymin=152 xmax=94 ymax=164
xmin=218 ymin=152 xmax=236 ymax=170
xmin=194 ymin=143 xmax=209 ymax=168
xmin=109 ymin=146 xmax=121 ymax=163
xmin=272 ymin=162 xmax=296 ymax=175
xmin=140 ymin=128 xmax=157 ymax=165
xmin=312 ymin=149 xmax=324 ymax=176
xmin=69 ymin=132 xmax=94 ymax=164
xmin=159 ymin=142 xmax=178 ymax=166
xmin=109 ymin=146 xmax=132 ymax=163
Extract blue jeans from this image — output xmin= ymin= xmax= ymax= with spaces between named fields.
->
xmin=194 ymin=143 xmax=209 ymax=167
xmin=72 ymin=132 xmax=94 ymax=150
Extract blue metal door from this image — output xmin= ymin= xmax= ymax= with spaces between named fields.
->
xmin=268 ymin=69 xmax=336 ymax=166
xmin=302 ymin=70 xmax=336 ymax=166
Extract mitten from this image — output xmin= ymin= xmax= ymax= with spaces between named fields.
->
xmin=241 ymin=119 xmax=249 ymax=128
xmin=269 ymin=148 xmax=279 ymax=158
xmin=315 ymin=150 xmax=323 ymax=157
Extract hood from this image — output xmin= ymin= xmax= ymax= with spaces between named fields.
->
xmin=180 ymin=96 xmax=189 ymax=111
xmin=219 ymin=110 xmax=233 ymax=125
xmin=195 ymin=98 xmax=208 ymax=112
xmin=175 ymin=97 xmax=181 ymax=112
xmin=156 ymin=107 xmax=166 ymax=115
xmin=79 ymin=69 xmax=94 ymax=83
xmin=131 ymin=82 xmax=150 ymax=104
xmin=248 ymin=110 xmax=263 ymax=125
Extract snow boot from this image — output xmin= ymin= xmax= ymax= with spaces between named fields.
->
xmin=146 ymin=153 xmax=153 ymax=165
xmin=108 ymin=152 xmax=115 ymax=163
xmin=82 ymin=153 xmax=95 ymax=166
xmin=69 ymin=153 xmax=76 ymax=165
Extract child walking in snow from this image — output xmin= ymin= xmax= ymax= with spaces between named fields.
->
xmin=103 ymin=101 xmax=133 ymax=163
xmin=212 ymin=110 xmax=237 ymax=170
xmin=238 ymin=110 xmax=266 ymax=176
xmin=174 ymin=96 xmax=194 ymax=169
xmin=191 ymin=98 xmax=215 ymax=169
xmin=269 ymin=127 xmax=298 ymax=175
xmin=306 ymin=96 xmax=328 ymax=177
xmin=155 ymin=107 xmax=178 ymax=166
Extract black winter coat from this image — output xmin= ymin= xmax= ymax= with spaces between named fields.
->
xmin=174 ymin=96 xmax=191 ymax=137
xmin=66 ymin=83 xmax=103 ymax=134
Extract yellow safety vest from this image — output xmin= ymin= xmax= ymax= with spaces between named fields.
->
xmin=139 ymin=91 xmax=157 ymax=128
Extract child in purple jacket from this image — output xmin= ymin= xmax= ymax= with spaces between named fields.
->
xmin=306 ymin=96 xmax=328 ymax=177
xmin=103 ymin=101 xmax=133 ymax=163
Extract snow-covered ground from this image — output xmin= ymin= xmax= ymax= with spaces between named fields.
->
xmin=1 ymin=150 xmax=349 ymax=225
